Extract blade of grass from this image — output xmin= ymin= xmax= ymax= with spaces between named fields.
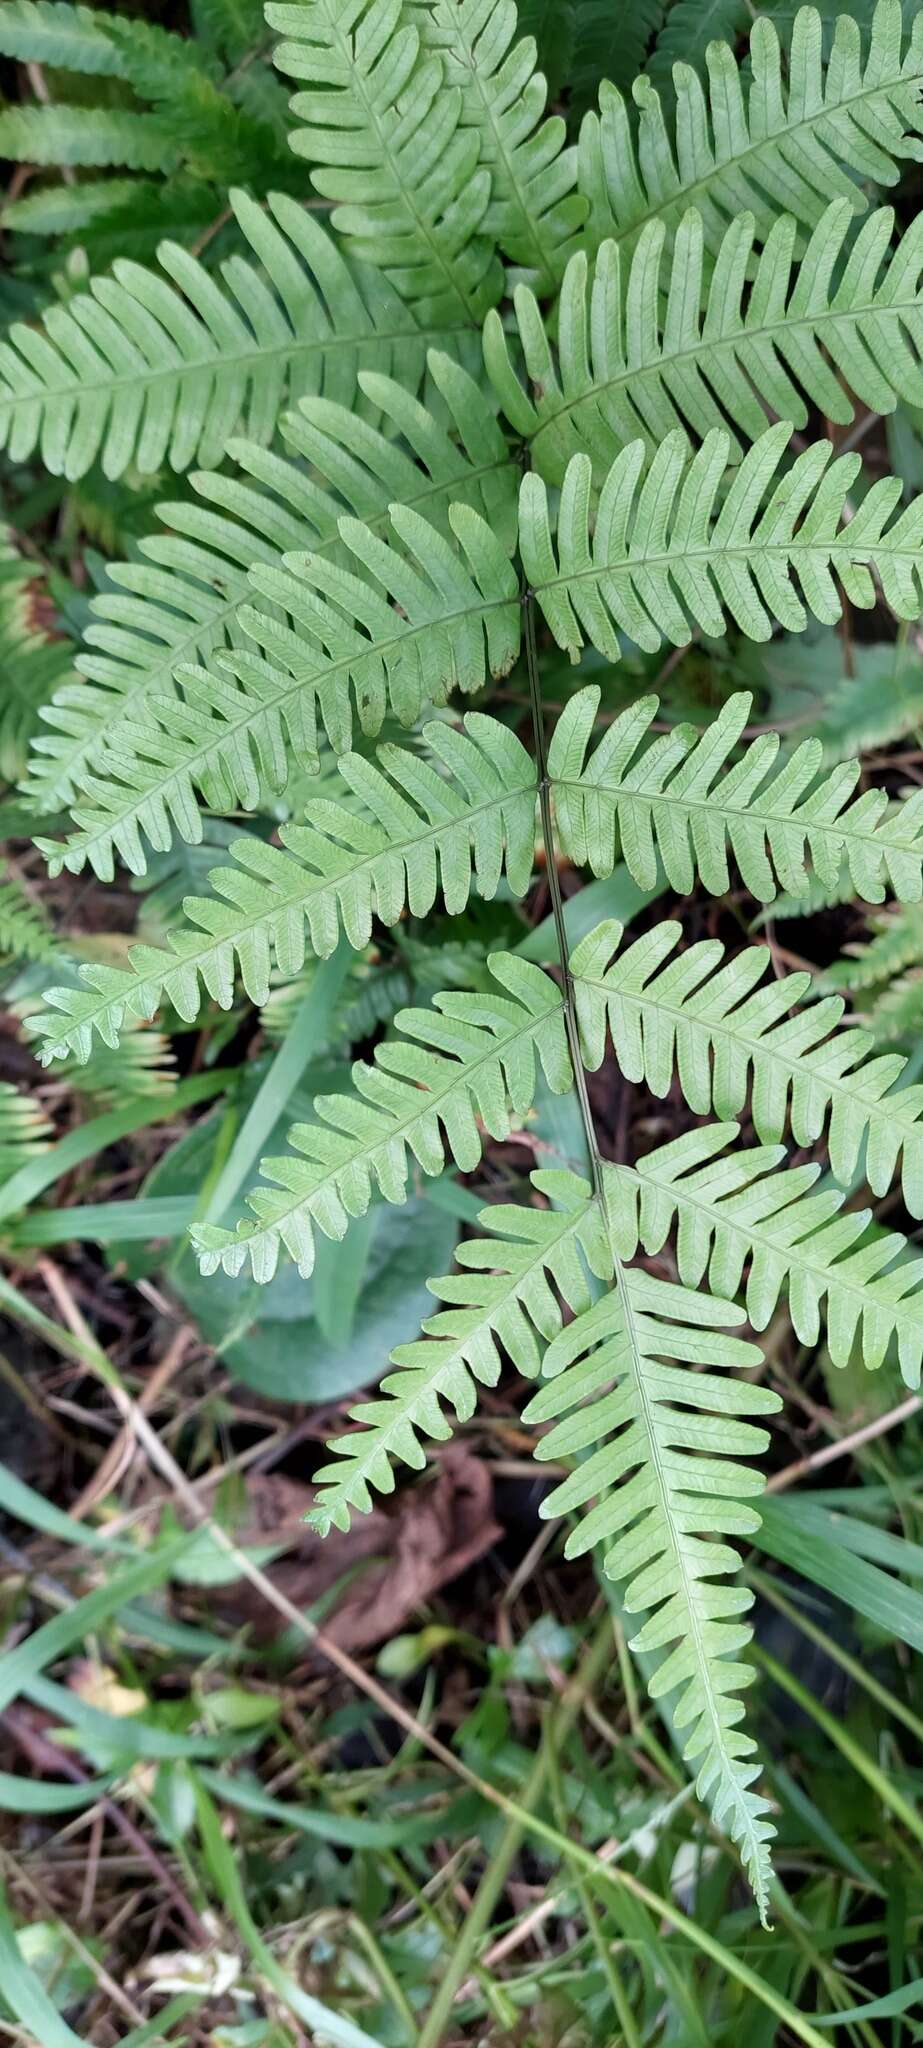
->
xmin=0 ymin=1881 xmax=87 ymax=2048
xmin=192 ymin=1774 xmax=395 ymax=2048
xmin=13 ymin=1195 xmax=196 ymax=1247
xmin=0 ymin=1535 xmax=194 ymax=1715
xmin=0 ymin=1071 xmax=230 ymax=1227
xmin=757 ymin=1648 xmax=923 ymax=1850
xmin=200 ymin=934 xmax=353 ymax=1225
xmin=755 ymin=1497 xmax=923 ymax=1653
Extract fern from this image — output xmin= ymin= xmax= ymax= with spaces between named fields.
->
xmin=0 ymin=0 xmax=124 ymax=73
xmin=192 ymin=951 xmax=571 ymax=1279
xmin=23 ymin=349 xmax=516 ymax=811
xmin=36 ymin=499 xmax=521 ymax=880
xmin=311 ymin=1166 xmax=610 ymax=1524
xmin=578 ymin=1 xmax=923 ymax=265
xmin=611 ymin=1124 xmax=923 ymax=1386
xmin=407 ymin=0 xmax=585 ymax=291
xmin=32 ymin=711 xmax=538 ymax=1055
xmin=268 ymin=0 xmax=503 ymax=323
xmin=0 ymin=865 xmax=58 ymax=967
xmin=0 ymin=536 xmax=75 ymax=786
xmin=0 ymin=105 xmax=182 ymax=172
xmin=0 ymin=189 xmax=471 ymax=482
xmin=570 ymin=918 xmax=923 ymax=1213
xmin=485 ymin=202 xmax=923 ymax=483
xmin=0 ymin=1082 xmax=52 ymax=1176
xmin=526 ymin=1257 xmax=778 ymax=1921
xmin=522 ymin=426 xmax=923 ymax=658
xmin=569 ymin=0 xmax=663 ymax=109
xmin=646 ymin=0 xmax=749 ymax=95
xmin=549 ymin=686 xmax=923 ymax=905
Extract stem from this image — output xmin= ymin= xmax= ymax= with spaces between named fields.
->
xmin=523 ymin=589 xmax=606 ymax=1208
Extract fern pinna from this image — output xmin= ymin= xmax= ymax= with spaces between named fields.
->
xmin=14 ymin=0 xmax=923 ymax=1920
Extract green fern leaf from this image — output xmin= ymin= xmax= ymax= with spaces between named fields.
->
xmin=578 ymin=0 xmax=923 ymax=265
xmin=525 ymin=1257 xmax=778 ymax=1922
xmin=569 ymin=0 xmax=663 ymax=111
xmin=268 ymin=0 xmax=503 ymax=323
xmin=407 ymin=0 xmax=584 ymax=292
xmin=865 ymin=970 xmax=923 ymax=1043
xmin=0 ymin=189 xmax=471 ymax=482
xmin=0 ymin=536 xmax=75 ymax=786
xmin=23 ymin=348 xmax=516 ymax=812
xmin=0 ymin=105 xmax=182 ymax=172
xmin=311 ymin=1167 xmax=610 ymax=1529
xmin=0 ymin=1081 xmax=52 ymax=1176
xmin=485 ymin=202 xmax=923 ymax=483
xmin=549 ymin=685 xmax=923 ymax=905
xmin=521 ymin=426 xmax=923 ymax=658
xmin=33 ymin=711 xmax=537 ymax=1057
xmin=822 ymin=903 xmax=923 ymax=992
xmin=0 ymin=0 xmax=122 ymax=72
xmin=610 ymin=1124 xmax=923 ymax=1386
xmin=37 ymin=499 xmax=521 ymax=881
xmin=191 ymin=951 xmax=571 ymax=1281
xmin=0 ymin=864 xmax=58 ymax=966
xmin=191 ymin=0 xmax=265 ymax=65
xmin=570 ymin=918 xmax=923 ymax=1214
xmin=646 ymin=0 xmax=749 ymax=95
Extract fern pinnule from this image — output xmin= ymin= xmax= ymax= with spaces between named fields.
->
xmin=578 ymin=1 xmax=923 ymax=266
xmin=268 ymin=0 xmax=503 ymax=324
xmin=571 ymin=919 xmax=923 ymax=1214
xmin=23 ymin=349 xmax=516 ymax=812
xmin=0 ymin=190 xmax=466 ymax=482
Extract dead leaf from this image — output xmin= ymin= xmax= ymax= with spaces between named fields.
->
xmin=211 ymin=1447 xmax=501 ymax=1653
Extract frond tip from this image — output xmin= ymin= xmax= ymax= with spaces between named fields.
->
xmin=526 ymin=1261 xmax=779 ymax=1923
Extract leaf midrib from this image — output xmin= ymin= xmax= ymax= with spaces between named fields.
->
xmin=553 ymin=771 xmax=919 ymax=856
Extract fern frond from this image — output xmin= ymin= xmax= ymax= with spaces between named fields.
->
xmin=311 ymin=1167 xmax=610 ymax=1529
xmin=33 ymin=711 xmax=537 ymax=1058
xmin=406 ymin=0 xmax=584 ymax=292
xmin=268 ymin=0 xmax=503 ymax=324
xmin=822 ymin=904 xmax=923 ymax=992
xmin=522 ymin=426 xmax=923 ymax=659
xmin=0 ymin=1082 xmax=52 ymax=1176
xmin=0 ymin=0 xmax=122 ymax=72
xmin=571 ymin=918 xmax=923 ymax=1214
xmin=0 ymin=865 xmax=57 ymax=967
xmin=23 ymin=349 xmax=516 ymax=811
xmin=569 ymin=0 xmax=662 ymax=110
xmin=191 ymin=0 xmax=264 ymax=65
xmin=866 ymin=971 xmax=923 ymax=1044
xmin=485 ymin=203 xmax=923 ymax=483
xmin=610 ymin=1125 xmax=923 ymax=1387
xmin=38 ymin=500 xmax=521 ymax=881
xmin=0 ymin=105 xmax=181 ymax=173
xmin=646 ymin=0 xmax=749 ymax=94
xmin=0 ymin=537 xmax=75 ymax=786
xmin=0 ymin=189 xmax=469 ymax=482
xmin=525 ymin=1258 xmax=778 ymax=1922
xmin=549 ymin=686 xmax=923 ymax=905
xmin=578 ymin=0 xmax=923 ymax=265
xmin=191 ymin=952 xmax=570 ymax=1281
